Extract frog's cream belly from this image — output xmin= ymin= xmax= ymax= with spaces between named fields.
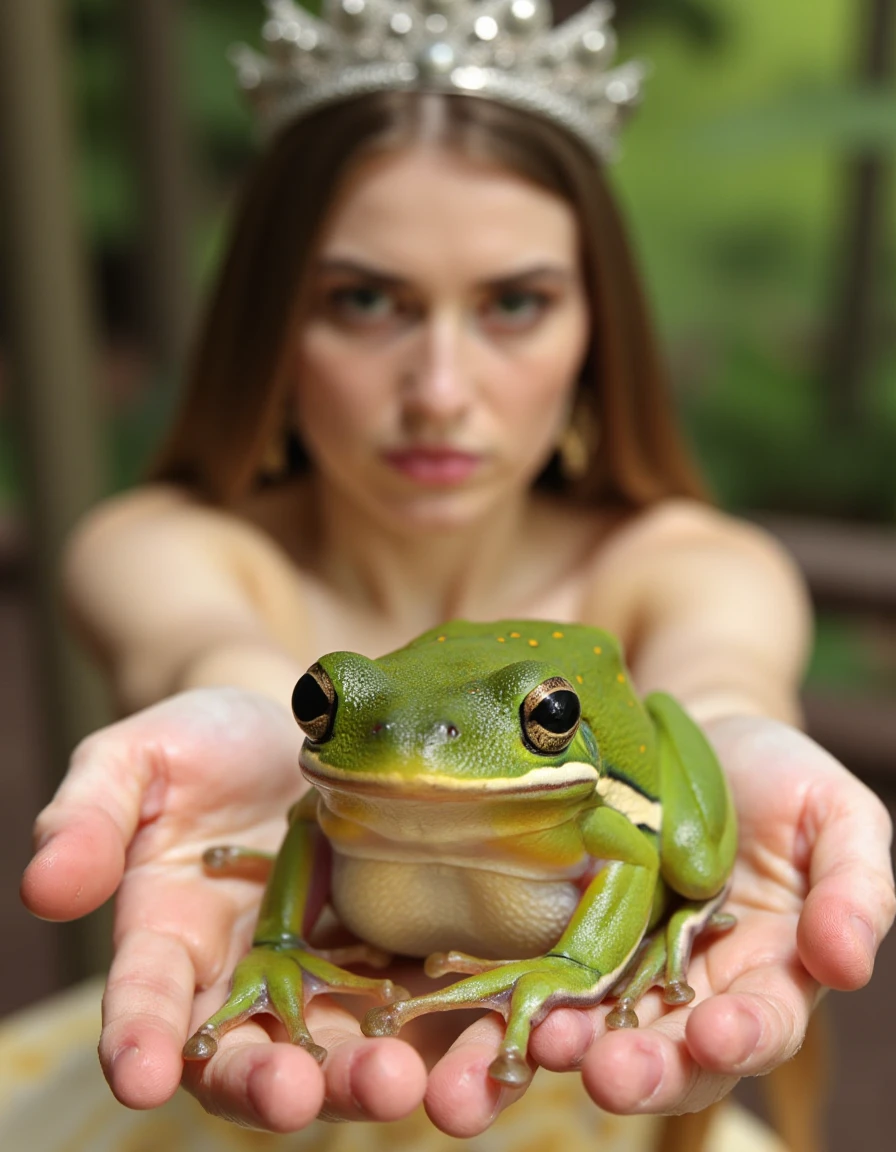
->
xmin=331 ymin=852 xmax=580 ymax=958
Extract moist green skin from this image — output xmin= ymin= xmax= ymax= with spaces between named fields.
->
xmin=183 ymin=619 xmax=737 ymax=1087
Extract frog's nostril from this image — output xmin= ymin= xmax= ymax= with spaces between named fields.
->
xmin=445 ymin=723 xmax=460 ymax=739
xmin=371 ymin=721 xmax=391 ymax=736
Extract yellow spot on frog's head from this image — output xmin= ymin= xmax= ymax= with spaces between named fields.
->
xmin=552 ymin=631 xmax=564 ymax=639
xmin=576 ymin=674 xmax=584 ymax=684
xmin=616 ymin=673 xmax=626 ymax=683
xmin=510 ymin=631 xmax=521 ymax=639
xmin=496 ymin=636 xmax=506 ymax=643
xmin=628 ymin=699 xmax=635 ymax=707
xmin=528 ymin=639 xmax=539 ymax=648
xmin=437 ymin=636 xmax=446 ymax=642
xmin=639 ymin=744 xmax=646 ymax=753
xmin=593 ymin=646 xmax=602 ymax=656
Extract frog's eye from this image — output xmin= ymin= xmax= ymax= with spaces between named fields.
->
xmin=292 ymin=664 xmax=337 ymax=743
xmin=521 ymin=677 xmax=581 ymax=755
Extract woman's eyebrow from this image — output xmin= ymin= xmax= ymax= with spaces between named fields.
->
xmin=314 ymin=257 xmax=406 ymax=286
xmin=313 ymin=257 xmax=576 ymax=288
xmin=484 ymin=264 xmax=577 ymax=288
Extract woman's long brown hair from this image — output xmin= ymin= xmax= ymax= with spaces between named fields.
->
xmin=151 ymin=91 xmax=706 ymax=508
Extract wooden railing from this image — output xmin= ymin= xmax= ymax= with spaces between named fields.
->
xmin=758 ymin=514 xmax=896 ymax=790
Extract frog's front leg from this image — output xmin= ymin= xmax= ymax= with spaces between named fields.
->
xmin=183 ymin=793 xmax=406 ymax=1064
xmin=363 ymin=806 xmax=658 ymax=1086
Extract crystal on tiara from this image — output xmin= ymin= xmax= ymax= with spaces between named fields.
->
xmin=231 ymin=0 xmax=645 ymax=160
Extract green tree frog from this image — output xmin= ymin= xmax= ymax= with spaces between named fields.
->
xmin=184 ymin=620 xmax=737 ymax=1086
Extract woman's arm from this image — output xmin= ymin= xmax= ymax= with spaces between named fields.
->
xmin=597 ymin=501 xmax=813 ymax=725
xmin=63 ymin=485 xmax=305 ymax=710
xmin=557 ymin=500 xmax=894 ymax=1119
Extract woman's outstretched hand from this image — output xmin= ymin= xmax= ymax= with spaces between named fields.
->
xmin=21 ymin=694 xmax=895 ymax=1136
xmin=20 ymin=689 xmax=430 ymax=1133
xmin=529 ymin=714 xmax=895 ymax=1117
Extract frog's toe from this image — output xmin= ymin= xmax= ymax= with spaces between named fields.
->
xmin=663 ymin=979 xmax=695 ymax=1006
xmin=488 ymin=1048 xmax=533 ymax=1087
xmin=299 ymin=1039 xmax=328 ymax=1064
xmin=606 ymin=998 xmax=639 ymax=1030
xmin=423 ymin=950 xmax=502 ymax=978
xmin=361 ymin=1003 xmax=404 ymax=1037
xmin=183 ymin=1027 xmax=219 ymax=1061
xmin=378 ymin=979 xmax=409 ymax=1004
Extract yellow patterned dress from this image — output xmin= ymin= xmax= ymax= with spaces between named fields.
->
xmin=0 ymin=979 xmax=787 ymax=1152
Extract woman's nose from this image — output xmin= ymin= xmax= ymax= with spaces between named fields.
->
xmin=400 ymin=314 xmax=475 ymax=425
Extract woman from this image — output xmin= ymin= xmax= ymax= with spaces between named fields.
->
xmin=21 ymin=4 xmax=894 ymax=1146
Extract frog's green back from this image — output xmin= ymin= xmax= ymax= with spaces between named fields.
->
xmin=386 ymin=620 xmax=657 ymax=790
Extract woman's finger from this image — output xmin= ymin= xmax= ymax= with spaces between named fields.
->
xmin=579 ymin=943 xmax=818 ymax=1116
xmin=580 ymin=1016 xmax=739 ymax=1116
xmin=797 ymin=776 xmax=895 ymax=990
xmin=99 ymin=927 xmax=197 ymax=1109
xmin=184 ymin=1038 xmax=326 ymax=1133
xmin=312 ymin=1020 xmax=428 ymax=1122
xmin=183 ymin=995 xmax=427 ymax=1130
xmin=20 ymin=729 xmax=158 ymax=920
xmin=424 ymin=1013 xmax=528 ymax=1137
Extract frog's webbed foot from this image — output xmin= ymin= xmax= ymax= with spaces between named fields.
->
xmin=363 ymin=953 xmax=622 ymax=1087
xmin=183 ymin=943 xmax=406 ymax=1064
xmin=606 ymin=886 xmax=736 ymax=1030
xmin=202 ymin=844 xmax=275 ymax=883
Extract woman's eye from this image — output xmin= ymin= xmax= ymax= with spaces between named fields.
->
xmin=483 ymin=290 xmax=550 ymax=331
xmin=327 ymin=285 xmax=395 ymax=324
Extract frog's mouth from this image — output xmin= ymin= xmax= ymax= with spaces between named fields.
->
xmin=300 ymin=747 xmax=599 ymax=800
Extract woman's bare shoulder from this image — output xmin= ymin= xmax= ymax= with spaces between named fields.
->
xmin=67 ymin=483 xmax=250 ymax=547
xmin=597 ymin=498 xmax=796 ymax=568
xmin=583 ymin=499 xmax=809 ymax=631
xmin=64 ymin=483 xmax=300 ymax=588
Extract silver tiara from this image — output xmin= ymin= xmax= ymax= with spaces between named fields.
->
xmin=232 ymin=0 xmax=645 ymax=161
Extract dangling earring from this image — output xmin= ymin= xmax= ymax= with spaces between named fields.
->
xmin=257 ymin=422 xmax=292 ymax=481
xmin=558 ymin=393 xmax=600 ymax=484
xmin=257 ymin=393 xmax=300 ymax=483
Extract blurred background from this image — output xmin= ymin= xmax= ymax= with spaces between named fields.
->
xmin=0 ymin=1 xmax=893 ymax=1148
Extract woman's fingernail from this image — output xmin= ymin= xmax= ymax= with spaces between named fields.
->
xmin=33 ymin=831 xmax=56 ymax=856
xmin=731 ymin=1007 xmax=763 ymax=1066
xmin=850 ymin=914 xmax=876 ymax=960
xmin=633 ymin=1045 xmax=664 ymax=1105
xmin=110 ymin=1044 xmax=141 ymax=1083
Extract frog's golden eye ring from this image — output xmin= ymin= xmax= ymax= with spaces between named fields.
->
xmin=292 ymin=663 xmax=337 ymax=743
xmin=521 ymin=676 xmax=581 ymax=755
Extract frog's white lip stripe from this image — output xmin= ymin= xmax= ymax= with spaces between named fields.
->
xmin=301 ymin=752 xmax=599 ymax=797
xmin=596 ymin=774 xmax=662 ymax=834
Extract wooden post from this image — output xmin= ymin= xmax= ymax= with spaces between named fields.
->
xmin=824 ymin=0 xmax=894 ymax=427
xmin=124 ymin=0 xmax=196 ymax=379
xmin=0 ymin=2 xmax=113 ymax=978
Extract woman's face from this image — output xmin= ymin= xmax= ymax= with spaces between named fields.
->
xmin=292 ymin=147 xmax=590 ymax=533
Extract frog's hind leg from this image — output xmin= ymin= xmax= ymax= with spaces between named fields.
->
xmin=606 ymin=932 xmax=667 ymax=1029
xmin=662 ymin=884 xmax=735 ymax=1006
xmin=363 ymin=955 xmax=615 ymax=1087
xmin=606 ymin=886 xmax=736 ymax=1030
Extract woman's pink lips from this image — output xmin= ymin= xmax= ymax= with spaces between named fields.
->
xmin=383 ymin=448 xmax=483 ymax=486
